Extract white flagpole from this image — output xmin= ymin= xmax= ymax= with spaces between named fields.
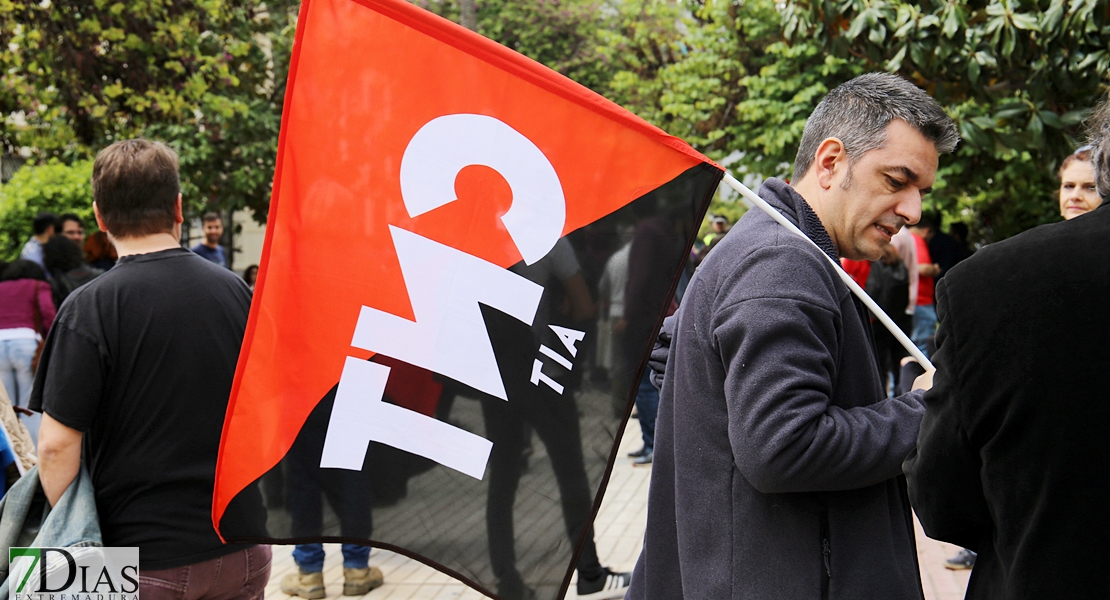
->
xmin=721 ymin=173 xmax=934 ymax=371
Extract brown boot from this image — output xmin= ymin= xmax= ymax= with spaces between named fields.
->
xmin=342 ymin=566 xmax=384 ymax=596
xmin=281 ymin=571 xmax=326 ymax=599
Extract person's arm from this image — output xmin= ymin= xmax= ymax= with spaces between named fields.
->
xmin=38 ymin=412 xmax=83 ymax=506
xmin=719 ymin=245 xmax=924 ymax=494
xmin=35 ymin=281 xmax=58 ymax=331
xmin=647 ymin=315 xmax=676 ymax=391
xmin=918 ymin=262 xmax=942 ymax=278
xmin=903 ymin=279 xmax=991 ymax=550
xmin=29 ymin=320 xmax=102 ymax=503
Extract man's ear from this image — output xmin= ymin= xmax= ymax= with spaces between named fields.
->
xmin=93 ymin=202 xmax=108 ymax=232
xmin=173 ymin=193 xmax=184 ymax=224
xmin=814 ymin=137 xmax=847 ymax=190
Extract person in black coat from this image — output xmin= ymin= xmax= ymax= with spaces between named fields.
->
xmin=904 ymin=97 xmax=1110 ymax=599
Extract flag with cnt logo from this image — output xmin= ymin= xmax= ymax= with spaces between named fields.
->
xmin=212 ymin=0 xmax=722 ymax=597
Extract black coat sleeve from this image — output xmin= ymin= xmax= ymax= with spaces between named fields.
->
xmin=903 ymin=277 xmax=992 ymax=550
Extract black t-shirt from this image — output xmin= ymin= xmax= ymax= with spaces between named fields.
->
xmin=30 ymin=247 xmax=252 ymax=569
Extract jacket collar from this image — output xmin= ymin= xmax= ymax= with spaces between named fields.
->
xmin=757 ymin=178 xmax=840 ymax=262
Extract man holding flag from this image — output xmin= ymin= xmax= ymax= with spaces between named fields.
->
xmin=628 ymin=73 xmax=958 ymax=599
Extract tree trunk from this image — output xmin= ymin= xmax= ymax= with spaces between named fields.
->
xmin=459 ymin=0 xmax=477 ymax=31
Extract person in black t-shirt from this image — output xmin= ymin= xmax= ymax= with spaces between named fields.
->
xmin=31 ymin=139 xmax=271 ymax=598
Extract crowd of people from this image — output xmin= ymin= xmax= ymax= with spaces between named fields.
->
xmin=0 ymin=71 xmax=1106 ymax=600
xmin=0 ymin=207 xmax=262 ymax=449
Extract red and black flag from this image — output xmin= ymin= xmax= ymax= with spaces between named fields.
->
xmin=213 ymin=0 xmax=722 ymax=597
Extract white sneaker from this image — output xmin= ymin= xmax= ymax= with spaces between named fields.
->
xmin=577 ymin=568 xmax=630 ymax=599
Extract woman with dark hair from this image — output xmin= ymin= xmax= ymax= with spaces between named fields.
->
xmin=43 ymin=235 xmax=104 ymax=308
xmin=1058 ymin=146 xmax=1101 ymax=220
xmin=84 ymin=230 xmax=118 ymax=271
xmin=242 ymin=264 xmax=259 ymax=290
xmin=0 ymin=259 xmax=56 ymax=443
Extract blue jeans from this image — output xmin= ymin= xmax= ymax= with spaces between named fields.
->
xmin=285 ymin=425 xmax=374 ymax=573
xmin=292 ymin=543 xmax=370 ymax=572
xmin=0 ymin=338 xmax=40 ymax=444
xmin=0 ymin=338 xmax=37 ymax=408
xmin=912 ymin=304 xmax=937 ymax=358
xmin=635 ymin=370 xmax=659 ymax=451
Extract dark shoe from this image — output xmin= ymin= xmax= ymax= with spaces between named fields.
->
xmin=627 ymin=446 xmax=649 ymax=458
xmin=281 ymin=571 xmax=326 ymax=599
xmin=343 ymin=566 xmax=384 ymax=596
xmin=944 ymin=548 xmax=977 ymax=570
xmin=577 ymin=568 xmax=631 ymax=599
xmin=632 ymin=451 xmax=653 ymax=466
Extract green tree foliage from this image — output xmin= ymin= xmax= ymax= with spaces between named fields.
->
xmin=414 ymin=0 xmax=618 ymax=90
xmin=782 ymin=0 xmax=1109 ymax=241
xmin=478 ymin=0 xmax=617 ymax=90
xmin=602 ymin=0 xmax=864 ymax=232
xmin=5 ymin=0 xmax=1102 ymax=243
xmin=0 ymin=160 xmax=93 ymax=261
xmin=0 ymin=0 xmax=299 ymax=221
xmin=599 ymin=0 xmax=1108 ymax=242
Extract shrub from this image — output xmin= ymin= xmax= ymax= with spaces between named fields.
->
xmin=0 ymin=160 xmax=94 ymax=261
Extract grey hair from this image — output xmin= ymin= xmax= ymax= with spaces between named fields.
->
xmin=1087 ymin=95 xmax=1110 ymax=200
xmin=792 ymin=72 xmax=960 ymax=183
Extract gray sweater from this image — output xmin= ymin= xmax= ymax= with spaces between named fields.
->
xmin=627 ymin=178 xmax=925 ymax=599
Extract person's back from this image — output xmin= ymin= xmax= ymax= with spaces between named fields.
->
xmin=49 ymin=264 xmax=103 ymax=307
xmin=43 ymin=234 xmax=103 ymax=308
xmin=906 ymin=205 xmax=1110 ymax=598
xmin=0 ymin=260 xmax=55 ymax=442
xmin=37 ymin=248 xmax=252 ymax=562
xmin=31 ymin=139 xmax=270 ymax=596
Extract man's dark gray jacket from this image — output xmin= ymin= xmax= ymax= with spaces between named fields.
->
xmin=627 ymin=178 xmax=926 ymax=599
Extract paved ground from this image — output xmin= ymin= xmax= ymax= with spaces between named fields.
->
xmin=265 ymin=422 xmax=971 ymax=600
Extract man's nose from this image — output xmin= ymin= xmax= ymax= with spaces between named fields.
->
xmin=896 ymin=190 xmax=923 ymax=226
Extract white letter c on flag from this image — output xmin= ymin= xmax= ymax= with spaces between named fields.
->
xmin=398 ymin=113 xmax=566 ymax=264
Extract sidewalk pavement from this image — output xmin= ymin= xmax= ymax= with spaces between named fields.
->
xmin=265 ymin=422 xmax=971 ymax=600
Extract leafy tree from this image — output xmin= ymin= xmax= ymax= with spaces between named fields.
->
xmin=601 ymin=0 xmax=1108 ymax=242
xmin=0 ymin=160 xmax=93 ymax=261
xmin=602 ymin=0 xmax=864 ymax=232
xmin=782 ymin=0 xmax=1110 ymax=241
xmin=478 ymin=0 xmax=618 ymax=91
xmin=0 ymin=0 xmax=299 ymax=222
xmin=414 ymin=0 xmax=619 ymax=91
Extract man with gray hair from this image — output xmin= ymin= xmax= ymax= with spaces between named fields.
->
xmin=904 ymin=99 xmax=1110 ymax=598
xmin=627 ymin=73 xmax=958 ymax=599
